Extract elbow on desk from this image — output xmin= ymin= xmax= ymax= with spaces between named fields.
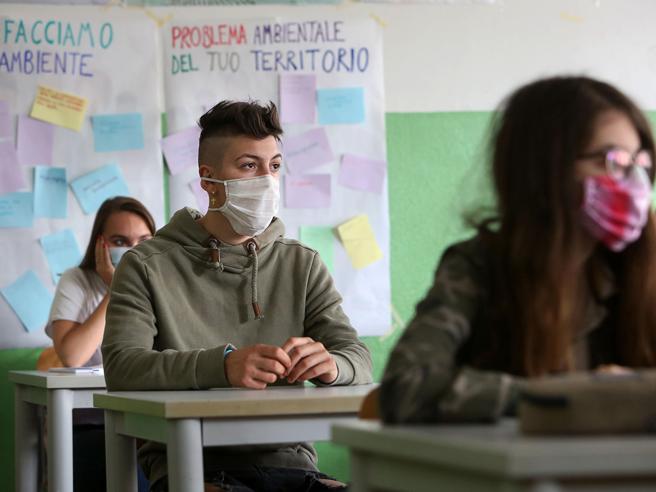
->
xmin=100 ymin=346 xmax=139 ymax=391
xmin=57 ymin=351 xmax=89 ymax=369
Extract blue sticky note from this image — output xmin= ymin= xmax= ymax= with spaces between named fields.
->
xmin=34 ymin=166 xmax=67 ymax=218
xmin=317 ymin=87 xmax=365 ymax=125
xmin=1 ymin=270 xmax=53 ymax=332
xmin=0 ymin=192 xmax=33 ymax=228
xmin=40 ymin=229 xmax=82 ymax=284
xmin=70 ymin=163 xmax=130 ymax=214
xmin=92 ymin=113 xmax=145 ymax=152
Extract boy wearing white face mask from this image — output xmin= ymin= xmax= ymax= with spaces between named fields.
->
xmin=102 ymin=100 xmax=372 ymax=492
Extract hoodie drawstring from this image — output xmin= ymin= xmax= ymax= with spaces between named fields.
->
xmin=247 ymin=241 xmax=263 ymax=320
xmin=208 ymin=238 xmax=221 ymax=265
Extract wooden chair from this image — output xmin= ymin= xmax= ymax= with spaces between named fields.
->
xmin=358 ymin=386 xmax=381 ymax=420
xmin=36 ymin=346 xmax=64 ymax=371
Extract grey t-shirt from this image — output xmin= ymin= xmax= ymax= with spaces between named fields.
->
xmin=46 ymin=267 xmax=107 ymax=367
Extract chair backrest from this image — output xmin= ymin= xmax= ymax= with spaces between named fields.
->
xmin=36 ymin=347 xmax=64 ymax=371
xmin=358 ymin=386 xmax=381 ymax=420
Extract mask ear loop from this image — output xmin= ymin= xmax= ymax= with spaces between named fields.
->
xmin=221 ymin=181 xmax=230 ymax=208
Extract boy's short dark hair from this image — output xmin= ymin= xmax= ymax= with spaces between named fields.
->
xmin=197 ymin=100 xmax=283 ymax=166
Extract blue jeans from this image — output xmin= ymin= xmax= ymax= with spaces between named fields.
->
xmin=152 ymin=466 xmax=346 ymax=492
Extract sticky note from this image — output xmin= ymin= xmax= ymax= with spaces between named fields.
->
xmin=40 ymin=229 xmax=82 ymax=284
xmin=336 ymin=215 xmax=383 ymax=270
xmin=0 ymin=100 xmax=12 ymax=138
xmin=338 ymin=154 xmax=387 ymax=194
xmin=70 ymin=163 xmax=130 ymax=214
xmin=280 ymin=74 xmax=316 ymax=124
xmin=317 ymin=87 xmax=365 ymax=125
xmin=161 ymin=126 xmax=201 ymax=175
xmin=0 ymin=141 xmax=26 ymax=194
xmin=30 ymin=85 xmax=88 ymax=132
xmin=189 ymin=179 xmax=208 ymax=213
xmin=1 ymin=270 xmax=53 ymax=332
xmin=0 ymin=192 xmax=33 ymax=228
xmin=17 ymin=115 xmax=54 ymax=166
xmin=284 ymin=174 xmax=331 ymax=209
xmin=92 ymin=113 xmax=145 ymax=152
xmin=284 ymin=128 xmax=334 ymax=174
xmin=34 ymin=166 xmax=67 ymax=218
xmin=300 ymin=226 xmax=334 ymax=273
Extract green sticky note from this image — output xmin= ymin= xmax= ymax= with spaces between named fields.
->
xmin=300 ymin=226 xmax=334 ymax=274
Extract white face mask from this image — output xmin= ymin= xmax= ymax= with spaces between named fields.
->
xmin=202 ymin=174 xmax=280 ymax=237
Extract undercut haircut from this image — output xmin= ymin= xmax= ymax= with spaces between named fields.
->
xmin=197 ymin=100 xmax=283 ymax=166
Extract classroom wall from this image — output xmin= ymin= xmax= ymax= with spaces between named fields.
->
xmin=5 ymin=0 xmax=654 ymax=344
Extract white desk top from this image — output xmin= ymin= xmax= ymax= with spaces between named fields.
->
xmin=94 ymin=384 xmax=375 ymax=419
xmin=332 ymin=419 xmax=656 ymax=478
xmin=9 ymin=370 xmax=106 ymax=389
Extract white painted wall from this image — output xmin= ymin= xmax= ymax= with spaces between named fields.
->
xmin=142 ymin=0 xmax=656 ymax=112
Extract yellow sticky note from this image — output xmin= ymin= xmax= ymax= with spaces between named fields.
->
xmin=336 ymin=214 xmax=383 ymax=270
xmin=30 ymin=85 xmax=88 ymax=132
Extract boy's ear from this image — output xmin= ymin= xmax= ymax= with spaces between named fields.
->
xmin=199 ymin=164 xmax=215 ymax=192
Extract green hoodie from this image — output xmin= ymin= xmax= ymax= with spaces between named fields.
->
xmin=102 ymin=208 xmax=372 ymax=484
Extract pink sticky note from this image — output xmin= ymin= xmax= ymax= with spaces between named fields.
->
xmin=17 ymin=116 xmax=54 ymax=166
xmin=338 ymin=154 xmax=387 ymax=194
xmin=284 ymin=128 xmax=334 ymax=174
xmin=0 ymin=141 xmax=27 ymax=194
xmin=280 ymin=74 xmax=316 ymax=124
xmin=284 ymin=174 xmax=331 ymax=209
xmin=162 ymin=126 xmax=201 ymax=176
xmin=189 ymin=179 xmax=208 ymax=213
xmin=0 ymin=101 xmax=12 ymax=138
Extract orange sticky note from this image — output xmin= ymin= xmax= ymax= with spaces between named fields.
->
xmin=30 ymin=85 xmax=88 ymax=132
xmin=336 ymin=214 xmax=383 ymax=270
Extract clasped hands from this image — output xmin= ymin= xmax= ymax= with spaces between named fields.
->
xmin=225 ymin=337 xmax=338 ymax=389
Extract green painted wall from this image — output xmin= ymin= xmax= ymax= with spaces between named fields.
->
xmin=1 ymin=348 xmax=43 ymax=488
xmin=0 ymin=111 xmax=494 ymax=487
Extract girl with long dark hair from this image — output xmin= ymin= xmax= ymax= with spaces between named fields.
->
xmin=381 ymin=76 xmax=656 ymax=423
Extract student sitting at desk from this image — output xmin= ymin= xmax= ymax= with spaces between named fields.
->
xmin=46 ymin=196 xmax=155 ymax=491
xmin=102 ymin=100 xmax=372 ymax=492
xmin=381 ymin=76 xmax=656 ymax=424
xmin=48 ymin=196 xmax=155 ymax=368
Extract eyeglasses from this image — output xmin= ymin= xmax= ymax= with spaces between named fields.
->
xmin=579 ymin=148 xmax=652 ymax=180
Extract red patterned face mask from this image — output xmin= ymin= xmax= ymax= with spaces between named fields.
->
xmin=580 ymin=170 xmax=652 ymax=252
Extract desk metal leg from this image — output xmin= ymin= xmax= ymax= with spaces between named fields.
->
xmin=47 ymin=388 xmax=74 ymax=492
xmin=104 ymin=410 xmax=138 ymax=492
xmin=167 ymin=419 xmax=203 ymax=492
xmin=349 ymin=451 xmax=372 ymax=492
xmin=14 ymin=385 xmax=39 ymax=492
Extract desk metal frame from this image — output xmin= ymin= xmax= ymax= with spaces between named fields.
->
xmin=96 ymin=385 xmax=374 ymax=492
xmin=10 ymin=370 xmax=106 ymax=492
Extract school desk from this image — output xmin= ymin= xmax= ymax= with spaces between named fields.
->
xmin=10 ymin=370 xmax=106 ymax=492
xmin=332 ymin=419 xmax=656 ymax=492
xmin=94 ymin=384 xmax=375 ymax=492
